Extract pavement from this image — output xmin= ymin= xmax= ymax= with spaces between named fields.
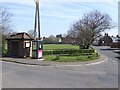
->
xmin=0 ymin=52 xmax=108 ymax=67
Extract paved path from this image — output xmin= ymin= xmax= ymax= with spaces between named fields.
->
xmin=2 ymin=46 xmax=119 ymax=88
xmin=0 ymin=55 xmax=107 ymax=67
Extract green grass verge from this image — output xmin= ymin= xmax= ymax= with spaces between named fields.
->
xmin=43 ymin=44 xmax=98 ymax=62
xmin=43 ymin=44 xmax=79 ymax=50
xmin=43 ymin=54 xmax=99 ymax=62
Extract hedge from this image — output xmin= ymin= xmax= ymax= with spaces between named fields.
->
xmin=43 ymin=49 xmax=95 ymax=56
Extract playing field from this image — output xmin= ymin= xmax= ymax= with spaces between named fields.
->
xmin=43 ymin=44 xmax=79 ymax=50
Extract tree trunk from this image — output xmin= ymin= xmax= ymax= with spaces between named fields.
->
xmin=86 ymin=45 xmax=90 ymax=49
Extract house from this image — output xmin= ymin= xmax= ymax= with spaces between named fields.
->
xmin=98 ymin=33 xmax=113 ymax=46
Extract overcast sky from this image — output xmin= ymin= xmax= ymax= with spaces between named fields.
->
xmin=2 ymin=0 xmax=119 ymax=37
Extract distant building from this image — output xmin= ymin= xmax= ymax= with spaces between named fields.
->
xmin=43 ymin=35 xmax=61 ymax=44
xmin=61 ymin=36 xmax=77 ymax=44
xmin=110 ymin=35 xmax=120 ymax=48
xmin=98 ymin=33 xmax=113 ymax=46
xmin=56 ymin=34 xmax=62 ymax=43
xmin=42 ymin=37 xmax=50 ymax=44
xmin=56 ymin=34 xmax=62 ymax=38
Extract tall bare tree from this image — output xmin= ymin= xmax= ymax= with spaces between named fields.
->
xmin=0 ymin=7 xmax=13 ymax=36
xmin=0 ymin=7 xmax=15 ymax=55
xmin=27 ymin=30 xmax=34 ymax=37
xmin=68 ymin=10 xmax=115 ymax=49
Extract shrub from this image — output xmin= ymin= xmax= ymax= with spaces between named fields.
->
xmin=53 ymin=55 xmax=60 ymax=61
xmin=43 ymin=49 xmax=95 ymax=56
xmin=88 ymin=55 xmax=93 ymax=59
xmin=95 ymin=52 xmax=99 ymax=57
xmin=77 ymin=57 xmax=83 ymax=60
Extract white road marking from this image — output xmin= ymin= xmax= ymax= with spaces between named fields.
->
xmin=64 ymin=58 xmax=108 ymax=67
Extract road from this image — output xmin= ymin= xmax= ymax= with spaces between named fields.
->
xmin=2 ymin=46 xmax=118 ymax=88
xmin=92 ymin=46 xmax=119 ymax=62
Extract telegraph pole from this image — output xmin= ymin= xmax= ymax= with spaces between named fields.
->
xmin=32 ymin=0 xmax=43 ymax=59
xmin=34 ymin=0 xmax=40 ymax=40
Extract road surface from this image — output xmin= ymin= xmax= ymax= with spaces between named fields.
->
xmin=2 ymin=46 xmax=118 ymax=88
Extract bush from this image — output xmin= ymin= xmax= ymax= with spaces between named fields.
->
xmin=95 ymin=52 xmax=99 ymax=57
xmin=77 ymin=57 xmax=83 ymax=60
xmin=44 ymin=55 xmax=99 ymax=62
xmin=53 ymin=55 xmax=60 ymax=61
xmin=43 ymin=49 xmax=95 ymax=56
xmin=2 ymin=35 xmax=8 ymax=56
xmin=88 ymin=55 xmax=93 ymax=59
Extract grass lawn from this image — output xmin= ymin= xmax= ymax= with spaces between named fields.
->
xmin=43 ymin=44 xmax=79 ymax=50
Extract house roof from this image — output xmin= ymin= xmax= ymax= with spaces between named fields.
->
xmin=112 ymin=37 xmax=120 ymax=42
xmin=100 ymin=35 xmax=112 ymax=41
xmin=6 ymin=32 xmax=34 ymax=40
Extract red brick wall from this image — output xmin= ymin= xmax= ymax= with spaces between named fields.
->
xmin=110 ymin=42 xmax=120 ymax=48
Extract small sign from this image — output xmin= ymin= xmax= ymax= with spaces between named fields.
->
xmin=38 ymin=50 xmax=42 ymax=58
xmin=25 ymin=42 xmax=30 ymax=47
